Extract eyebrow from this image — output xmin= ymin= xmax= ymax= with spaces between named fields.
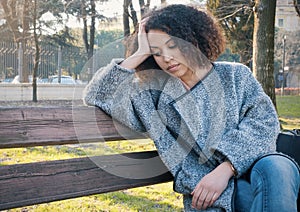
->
xmin=149 ymin=38 xmax=173 ymax=49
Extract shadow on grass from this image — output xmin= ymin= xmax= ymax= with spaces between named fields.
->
xmin=96 ymin=190 xmax=183 ymax=212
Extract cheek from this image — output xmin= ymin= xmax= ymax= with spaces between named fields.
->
xmin=153 ymin=57 xmax=165 ymax=69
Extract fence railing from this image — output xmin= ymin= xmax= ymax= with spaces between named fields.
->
xmin=0 ymin=42 xmax=86 ymax=80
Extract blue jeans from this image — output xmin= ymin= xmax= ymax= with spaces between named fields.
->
xmin=235 ymin=154 xmax=300 ymax=212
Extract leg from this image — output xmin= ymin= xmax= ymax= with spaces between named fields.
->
xmin=250 ymin=155 xmax=299 ymax=212
xmin=234 ymin=179 xmax=254 ymax=212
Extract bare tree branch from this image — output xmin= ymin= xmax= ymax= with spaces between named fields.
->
xmin=218 ymin=7 xmax=245 ymax=21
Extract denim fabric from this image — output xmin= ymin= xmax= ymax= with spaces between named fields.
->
xmin=235 ymin=155 xmax=299 ymax=212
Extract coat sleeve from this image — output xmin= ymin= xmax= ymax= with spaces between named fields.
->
xmin=83 ymin=59 xmax=186 ymax=176
xmin=83 ymin=58 xmax=146 ymax=132
xmin=214 ymin=66 xmax=280 ymax=177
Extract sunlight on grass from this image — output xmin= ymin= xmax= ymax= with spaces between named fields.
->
xmin=0 ymin=140 xmax=183 ymax=211
xmin=276 ymin=95 xmax=300 ymax=118
xmin=0 ymin=139 xmax=156 ymax=165
xmin=276 ymin=95 xmax=300 ymax=130
xmin=0 ymin=146 xmax=85 ymax=165
xmin=7 ymin=183 xmax=183 ymax=212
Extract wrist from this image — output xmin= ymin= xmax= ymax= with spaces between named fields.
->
xmin=214 ymin=162 xmax=235 ymax=180
xmin=225 ymin=161 xmax=238 ymax=177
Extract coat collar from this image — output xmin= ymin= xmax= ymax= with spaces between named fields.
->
xmin=160 ymin=67 xmax=227 ymax=163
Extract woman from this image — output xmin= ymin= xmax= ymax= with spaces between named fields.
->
xmin=84 ymin=4 xmax=299 ymax=211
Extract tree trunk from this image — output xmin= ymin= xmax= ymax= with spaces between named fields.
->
xmin=88 ymin=0 xmax=96 ymax=60
xmin=294 ymin=0 xmax=300 ymax=17
xmin=0 ymin=0 xmax=21 ymax=41
xmin=1 ymin=0 xmax=29 ymax=83
xmin=32 ymin=0 xmax=40 ymax=102
xmin=82 ymin=1 xmax=89 ymax=55
xmin=130 ymin=3 xmax=138 ymax=28
xmin=139 ymin=0 xmax=150 ymax=16
xmin=252 ymin=0 xmax=277 ymax=109
xmin=20 ymin=0 xmax=31 ymax=83
xmin=123 ymin=0 xmax=131 ymax=37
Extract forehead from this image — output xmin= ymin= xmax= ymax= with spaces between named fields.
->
xmin=147 ymin=30 xmax=172 ymax=46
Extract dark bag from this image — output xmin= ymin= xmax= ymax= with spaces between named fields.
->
xmin=276 ymin=129 xmax=300 ymax=165
xmin=276 ymin=129 xmax=300 ymax=209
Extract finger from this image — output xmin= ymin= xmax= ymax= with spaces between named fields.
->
xmin=139 ymin=18 xmax=149 ymax=31
xmin=192 ymin=189 xmax=208 ymax=210
xmin=197 ymin=190 xmax=209 ymax=210
xmin=208 ymin=192 xmax=219 ymax=207
xmin=140 ymin=17 xmax=149 ymax=24
xmin=202 ymin=192 xmax=214 ymax=210
xmin=191 ymin=187 xmax=202 ymax=209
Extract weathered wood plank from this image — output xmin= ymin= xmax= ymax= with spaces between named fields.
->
xmin=0 ymin=107 xmax=147 ymax=148
xmin=0 ymin=151 xmax=173 ymax=210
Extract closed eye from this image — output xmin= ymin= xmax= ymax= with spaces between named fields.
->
xmin=167 ymin=39 xmax=177 ymax=49
xmin=168 ymin=44 xmax=177 ymax=49
xmin=150 ymin=47 xmax=162 ymax=56
xmin=152 ymin=51 xmax=162 ymax=56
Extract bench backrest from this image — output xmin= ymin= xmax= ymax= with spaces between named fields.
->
xmin=1 ymin=106 xmax=299 ymax=210
xmin=0 ymin=106 xmax=173 ymax=210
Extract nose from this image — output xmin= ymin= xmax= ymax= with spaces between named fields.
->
xmin=163 ymin=54 xmax=173 ymax=62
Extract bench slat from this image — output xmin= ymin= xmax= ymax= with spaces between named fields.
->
xmin=0 ymin=150 xmax=173 ymax=210
xmin=0 ymin=107 xmax=146 ymax=148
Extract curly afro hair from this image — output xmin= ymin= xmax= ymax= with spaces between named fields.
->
xmin=144 ymin=4 xmax=226 ymax=62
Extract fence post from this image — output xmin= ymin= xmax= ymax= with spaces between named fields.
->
xmin=58 ymin=46 xmax=62 ymax=83
xmin=18 ymin=42 xmax=23 ymax=81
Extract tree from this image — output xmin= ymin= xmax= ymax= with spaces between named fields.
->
xmin=82 ymin=0 xmax=96 ymax=60
xmin=252 ymin=0 xmax=277 ymax=108
xmin=294 ymin=0 xmax=300 ymax=17
xmin=64 ymin=0 xmax=106 ymax=60
xmin=123 ymin=0 xmax=139 ymax=37
xmin=139 ymin=0 xmax=151 ymax=17
xmin=274 ymin=29 xmax=300 ymax=89
xmin=1 ymin=0 xmax=65 ymax=100
xmin=207 ymin=0 xmax=254 ymax=66
xmin=0 ymin=0 xmax=31 ymax=82
xmin=63 ymin=0 xmax=108 ymax=82
xmin=32 ymin=0 xmax=40 ymax=102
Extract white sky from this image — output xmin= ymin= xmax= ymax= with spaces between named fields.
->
xmin=40 ymin=0 xmax=205 ymax=30
xmin=98 ymin=0 xmax=193 ymax=17
xmin=65 ymin=0 xmax=202 ymax=28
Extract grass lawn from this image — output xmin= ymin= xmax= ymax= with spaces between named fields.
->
xmin=1 ymin=95 xmax=299 ymax=211
xmin=276 ymin=95 xmax=300 ymax=130
xmin=1 ymin=141 xmax=184 ymax=212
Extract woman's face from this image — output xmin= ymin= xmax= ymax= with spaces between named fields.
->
xmin=147 ymin=29 xmax=193 ymax=82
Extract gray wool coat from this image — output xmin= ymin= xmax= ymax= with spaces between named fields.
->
xmin=83 ymin=59 xmax=280 ymax=211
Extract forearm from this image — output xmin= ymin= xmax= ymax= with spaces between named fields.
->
xmin=120 ymin=51 xmax=151 ymax=70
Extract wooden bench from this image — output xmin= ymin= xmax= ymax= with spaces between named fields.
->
xmin=0 ymin=106 xmax=173 ymax=210
xmin=1 ymin=106 xmax=299 ymax=210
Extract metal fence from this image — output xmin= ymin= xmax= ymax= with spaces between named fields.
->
xmin=0 ymin=42 xmax=86 ymax=80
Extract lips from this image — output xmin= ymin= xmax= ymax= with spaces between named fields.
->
xmin=167 ymin=64 xmax=179 ymax=72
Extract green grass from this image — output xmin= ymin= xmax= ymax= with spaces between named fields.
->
xmin=276 ymin=96 xmax=300 ymax=118
xmin=1 ymin=95 xmax=299 ymax=211
xmin=1 ymin=141 xmax=184 ymax=212
xmin=9 ymin=186 xmax=182 ymax=212
xmin=276 ymin=95 xmax=300 ymax=130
